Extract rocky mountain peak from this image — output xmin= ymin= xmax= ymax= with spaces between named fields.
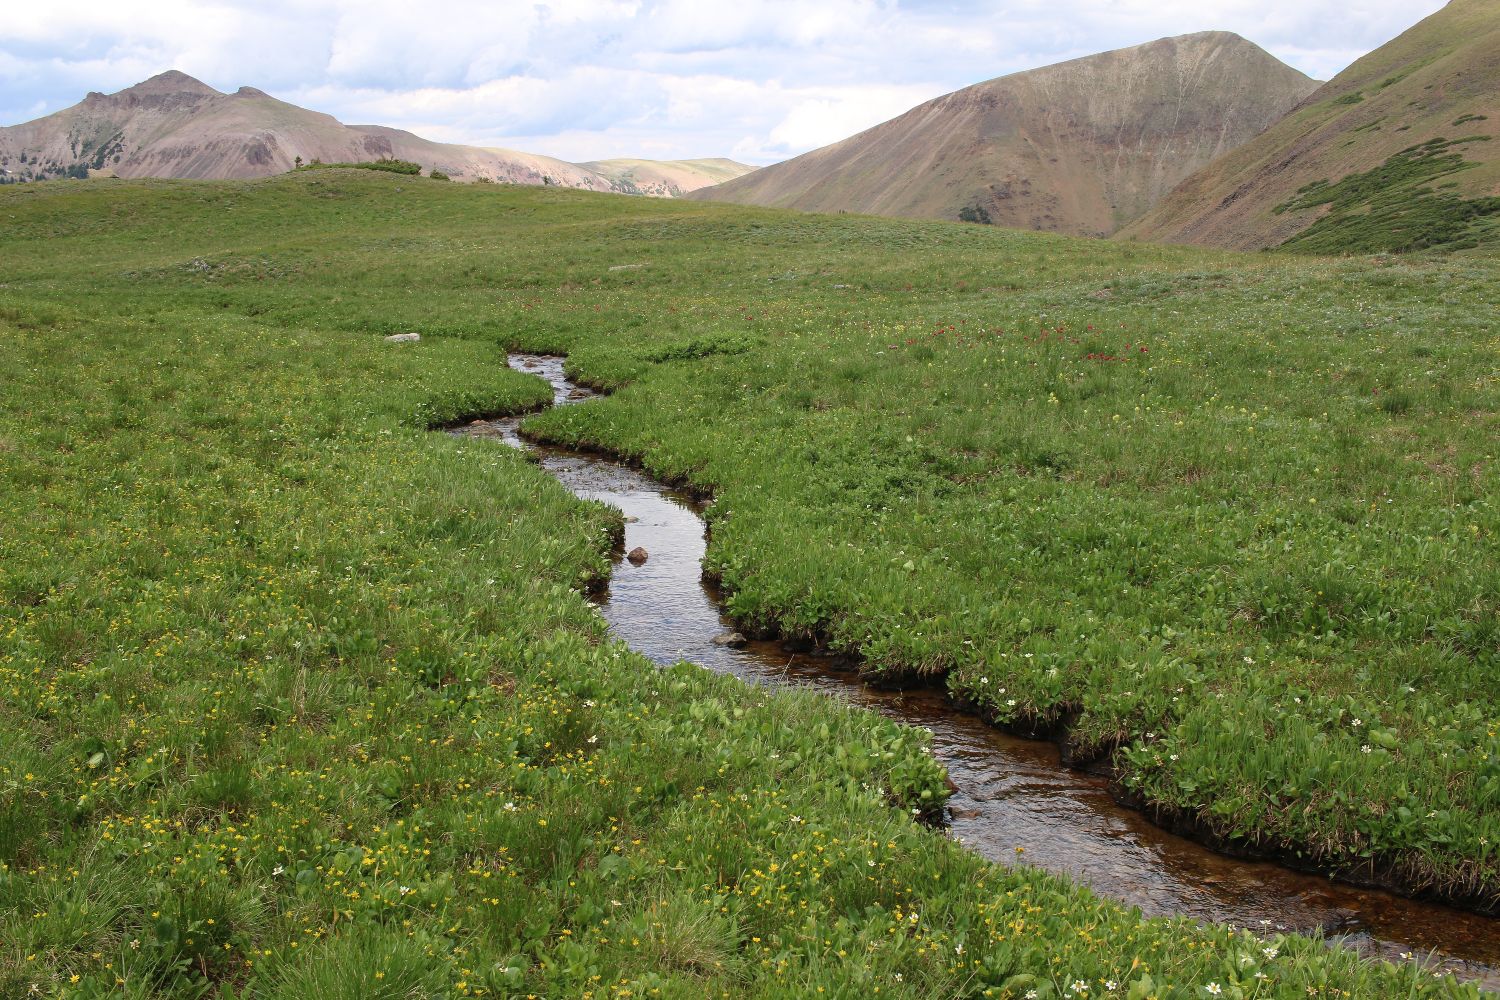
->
xmin=119 ymin=71 xmax=223 ymax=99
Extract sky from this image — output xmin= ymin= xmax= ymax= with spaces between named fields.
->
xmin=1 ymin=0 xmax=1448 ymax=165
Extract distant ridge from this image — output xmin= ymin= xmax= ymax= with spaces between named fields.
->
xmin=582 ymin=158 xmax=754 ymax=197
xmin=0 ymin=72 xmax=755 ymax=195
xmin=1124 ymin=0 xmax=1500 ymax=252
xmin=691 ymin=32 xmax=1319 ymax=236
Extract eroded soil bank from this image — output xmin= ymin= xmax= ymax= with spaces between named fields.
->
xmin=454 ymin=354 xmax=1500 ymax=989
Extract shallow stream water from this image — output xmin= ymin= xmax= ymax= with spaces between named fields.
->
xmin=455 ymin=354 xmax=1500 ymax=988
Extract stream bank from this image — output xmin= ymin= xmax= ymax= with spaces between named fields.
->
xmin=450 ymin=354 xmax=1500 ymax=988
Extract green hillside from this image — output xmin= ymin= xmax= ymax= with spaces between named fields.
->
xmin=1126 ymin=0 xmax=1500 ymax=252
xmin=1 ymin=173 xmax=1496 ymax=998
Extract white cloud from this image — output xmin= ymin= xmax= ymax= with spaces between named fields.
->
xmin=765 ymin=85 xmax=939 ymax=154
xmin=0 ymin=0 xmax=1450 ymax=163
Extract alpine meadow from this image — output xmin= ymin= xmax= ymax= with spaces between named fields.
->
xmin=1 ymin=169 xmax=1497 ymax=1000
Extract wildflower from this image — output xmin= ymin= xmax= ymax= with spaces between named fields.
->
xmin=1351 ymin=718 xmax=1362 ymax=727
xmin=1069 ymin=980 xmax=1089 ymax=995
xmin=1361 ymin=745 xmax=1372 ymax=754
xmin=1263 ymin=947 xmax=1278 ymax=960
xmin=1205 ymin=984 xmax=1222 ymax=996
xmin=1105 ymin=981 xmax=1118 ymax=992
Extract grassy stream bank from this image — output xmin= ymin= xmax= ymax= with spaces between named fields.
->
xmin=1 ymin=172 xmax=1495 ymax=997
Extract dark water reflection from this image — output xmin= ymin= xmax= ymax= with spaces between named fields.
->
xmin=453 ymin=355 xmax=1500 ymax=988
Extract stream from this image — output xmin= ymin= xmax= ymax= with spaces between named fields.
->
xmin=454 ymin=354 xmax=1500 ymax=988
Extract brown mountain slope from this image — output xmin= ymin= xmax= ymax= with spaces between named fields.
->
xmin=0 ymin=72 xmax=754 ymax=195
xmin=690 ymin=32 xmax=1318 ymax=237
xmin=581 ymin=158 xmax=757 ymax=197
xmin=1124 ymin=0 xmax=1500 ymax=252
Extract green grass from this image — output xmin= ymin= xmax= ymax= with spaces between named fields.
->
xmin=1276 ymin=138 xmax=1500 ymax=253
xmin=521 ymin=217 xmax=1500 ymax=904
xmin=1 ymin=171 xmax=1496 ymax=998
xmin=295 ymin=157 xmax=425 ymax=176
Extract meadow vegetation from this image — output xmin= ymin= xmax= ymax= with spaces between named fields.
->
xmin=1276 ymin=137 xmax=1500 ymax=253
xmin=294 ymin=156 xmax=426 ymax=176
xmin=1 ymin=170 xmax=1496 ymax=997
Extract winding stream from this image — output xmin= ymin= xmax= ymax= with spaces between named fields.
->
xmin=456 ymin=354 xmax=1500 ymax=988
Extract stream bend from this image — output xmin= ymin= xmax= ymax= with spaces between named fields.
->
xmin=450 ymin=354 xmax=1500 ymax=988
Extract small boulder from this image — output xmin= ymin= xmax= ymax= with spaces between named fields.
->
xmin=567 ymin=388 xmax=591 ymax=400
xmin=626 ymin=546 xmax=649 ymax=565
xmin=711 ymin=631 xmax=747 ymax=648
xmin=1319 ymin=908 xmax=1360 ymax=933
xmin=385 ymin=332 xmax=420 ymax=343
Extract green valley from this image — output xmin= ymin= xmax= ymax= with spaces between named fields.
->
xmin=1 ymin=171 xmax=1496 ymax=998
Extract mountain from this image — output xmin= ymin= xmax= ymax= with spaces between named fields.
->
xmin=690 ymin=32 xmax=1318 ymax=237
xmin=0 ymin=71 xmax=755 ymax=195
xmin=1124 ymin=0 xmax=1500 ymax=253
xmin=582 ymin=158 xmax=755 ymax=197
